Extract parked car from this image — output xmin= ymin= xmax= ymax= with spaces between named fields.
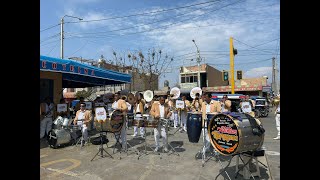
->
xmin=211 ymin=93 xmax=245 ymax=112
xmin=252 ymin=97 xmax=269 ymax=118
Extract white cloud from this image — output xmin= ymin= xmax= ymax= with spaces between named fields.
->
xmin=244 ymin=66 xmax=272 ymax=83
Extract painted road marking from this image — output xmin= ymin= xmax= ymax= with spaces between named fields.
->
xmin=265 ymin=150 xmax=280 ymax=156
xmin=40 ymin=155 xmax=48 ymax=158
xmin=40 ymin=158 xmax=81 ymax=178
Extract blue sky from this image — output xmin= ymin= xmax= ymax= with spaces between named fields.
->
xmin=40 ymin=0 xmax=280 ymax=88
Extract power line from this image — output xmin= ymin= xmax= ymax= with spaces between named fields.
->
xmin=233 ymin=38 xmax=275 ymax=54
xmin=64 ymin=0 xmax=245 ymax=40
xmin=66 ymin=0 xmax=222 ymax=24
xmin=66 ymin=40 xmax=89 ymax=57
xmin=40 ymin=24 xmax=60 ymax=32
xmin=64 ymin=1 xmax=220 ymax=36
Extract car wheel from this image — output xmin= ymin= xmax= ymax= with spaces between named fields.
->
xmin=255 ymin=110 xmax=260 ymax=118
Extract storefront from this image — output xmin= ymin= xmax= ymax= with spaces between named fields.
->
xmin=203 ymin=85 xmax=263 ymax=96
xmin=40 ymin=55 xmax=131 ymax=104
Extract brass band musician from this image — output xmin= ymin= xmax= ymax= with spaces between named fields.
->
xmin=190 ymin=93 xmax=202 ymax=112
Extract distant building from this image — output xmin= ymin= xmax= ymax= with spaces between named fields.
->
xmin=203 ymin=76 xmax=269 ymax=97
xmin=179 ymin=64 xmax=228 ymax=94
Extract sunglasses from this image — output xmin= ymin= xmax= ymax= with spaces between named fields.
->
xmin=80 ymin=105 xmax=86 ymax=107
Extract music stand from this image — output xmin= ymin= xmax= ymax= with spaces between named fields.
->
xmin=91 ymin=127 xmax=113 ymax=161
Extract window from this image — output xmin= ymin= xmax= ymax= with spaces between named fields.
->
xmin=186 ymin=76 xmax=190 ymax=83
xmin=194 ymin=76 xmax=198 ymax=82
xmin=181 ymin=77 xmax=185 ymax=83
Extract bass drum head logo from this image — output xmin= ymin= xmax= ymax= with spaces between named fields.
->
xmin=208 ymin=113 xmax=239 ymax=156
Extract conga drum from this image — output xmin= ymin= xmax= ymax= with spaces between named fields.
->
xmin=186 ymin=112 xmax=202 ymax=143
xmin=208 ymin=113 xmax=264 ymax=156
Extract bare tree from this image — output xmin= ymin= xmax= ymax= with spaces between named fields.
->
xmin=125 ymin=48 xmax=173 ymax=91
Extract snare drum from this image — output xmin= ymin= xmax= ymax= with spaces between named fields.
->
xmin=208 ymin=112 xmax=264 ymax=156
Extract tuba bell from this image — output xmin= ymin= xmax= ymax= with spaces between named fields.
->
xmin=170 ymin=87 xmax=180 ymax=100
xmin=190 ymin=87 xmax=202 ymax=99
xmin=144 ymin=90 xmax=154 ymax=102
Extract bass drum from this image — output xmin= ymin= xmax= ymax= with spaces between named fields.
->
xmin=47 ymin=129 xmax=72 ymax=149
xmin=208 ymin=113 xmax=264 ymax=156
xmin=94 ymin=109 xmax=124 ymax=133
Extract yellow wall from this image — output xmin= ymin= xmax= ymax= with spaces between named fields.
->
xmin=40 ymin=71 xmax=62 ymax=104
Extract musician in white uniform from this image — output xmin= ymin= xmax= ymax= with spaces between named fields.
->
xmin=132 ymin=93 xmax=145 ymax=138
xmin=274 ymin=94 xmax=280 ymax=140
xmin=73 ymin=102 xmax=92 ymax=145
xmin=40 ymin=97 xmax=55 ymax=139
xmin=201 ymin=93 xmax=221 ymax=152
xmin=240 ymin=95 xmax=255 ymax=117
xmin=112 ymin=92 xmax=128 ymax=148
xmin=150 ymin=96 xmax=172 ymax=152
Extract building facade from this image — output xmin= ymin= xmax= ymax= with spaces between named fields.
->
xmin=179 ymin=64 xmax=228 ymax=94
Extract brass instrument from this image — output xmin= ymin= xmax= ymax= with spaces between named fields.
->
xmin=143 ymin=90 xmax=153 ymax=103
xmin=127 ymin=93 xmax=135 ymax=104
xmin=273 ymin=96 xmax=280 ymax=107
xmin=190 ymin=87 xmax=202 ymax=99
xmin=170 ymin=87 xmax=180 ymax=100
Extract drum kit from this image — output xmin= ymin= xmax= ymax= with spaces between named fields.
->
xmin=48 ymin=116 xmax=78 ymax=148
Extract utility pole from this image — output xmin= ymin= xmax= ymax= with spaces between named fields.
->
xmin=60 ymin=15 xmax=83 ymax=59
xmin=272 ymin=57 xmax=277 ymax=95
xmin=230 ymin=37 xmax=237 ymax=94
xmin=60 ymin=18 xmax=64 ymax=59
xmin=192 ymin=40 xmax=201 ymax=88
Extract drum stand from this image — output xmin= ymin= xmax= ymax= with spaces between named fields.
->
xmin=121 ymin=121 xmax=140 ymax=158
xmin=137 ymin=127 xmax=160 ymax=160
xmin=162 ymin=118 xmax=179 ymax=157
xmin=91 ymin=131 xmax=113 ymax=161
xmin=194 ymin=119 xmax=231 ymax=180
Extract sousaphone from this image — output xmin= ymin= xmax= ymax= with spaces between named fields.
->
xmin=127 ymin=93 xmax=135 ymax=104
xmin=170 ymin=87 xmax=180 ymax=99
xmin=190 ymin=87 xmax=202 ymax=99
xmin=144 ymin=90 xmax=154 ymax=102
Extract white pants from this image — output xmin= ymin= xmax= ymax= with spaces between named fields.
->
xmin=154 ymin=124 xmax=168 ymax=149
xmin=40 ymin=117 xmax=52 ymax=139
xmin=275 ymin=114 xmax=280 ymax=137
xmin=133 ymin=126 xmax=145 ymax=136
xmin=77 ymin=121 xmax=88 ymax=141
xmin=171 ymin=112 xmax=178 ymax=128
xmin=180 ymin=111 xmax=187 ymax=131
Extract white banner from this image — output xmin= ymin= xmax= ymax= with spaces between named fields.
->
xmin=95 ymin=107 xmax=107 ymax=121
xmin=176 ymin=100 xmax=185 ymax=109
xmin=57 ymin=104 xmax=67 ymax=113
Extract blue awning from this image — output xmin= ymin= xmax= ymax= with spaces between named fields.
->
xmin=40 ymin=55 xmax=131 ymax=88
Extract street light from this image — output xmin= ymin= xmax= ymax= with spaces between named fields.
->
xmin=192 ymin=39 xmax=201 ymax=88
xmin=60 ymin=15 xmax=83 ymax=59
